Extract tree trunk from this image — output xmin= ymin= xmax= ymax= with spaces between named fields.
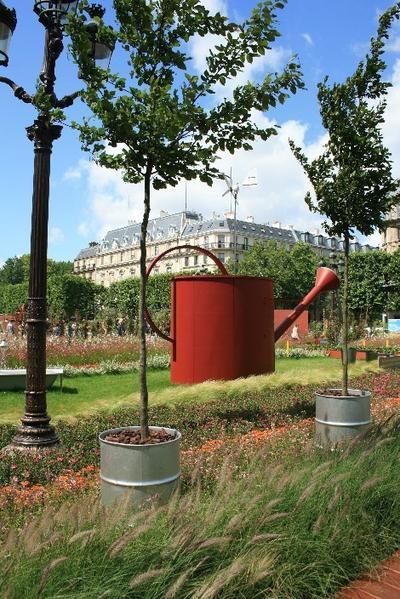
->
xmin=342 ymin=233 xmax=350 ymax=396
xmin=139 ymin=164 xmax=152 ymax=441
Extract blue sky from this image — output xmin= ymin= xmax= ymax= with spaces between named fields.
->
xmin=1 ymin=0 xmax=399 ymax=265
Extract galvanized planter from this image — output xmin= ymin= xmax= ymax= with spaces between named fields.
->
xmin=315 ymin=388 xmax=371 ymax=447
xmin=99 ymin=426 xmax=181 ymax=507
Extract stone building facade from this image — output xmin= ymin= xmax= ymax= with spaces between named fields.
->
xmin=74 ymin=210 xmax=375 ymax=287
xmin=382 ymin=204 xmax=400 ymax=253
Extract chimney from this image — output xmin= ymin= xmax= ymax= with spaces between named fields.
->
xmin=272 ymin=221 xmax=281 ymax=229
xmin=246 ymin=215 xmax=255 ymax=223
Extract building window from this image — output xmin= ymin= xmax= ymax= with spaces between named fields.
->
xmin=119 ymin=270 xmax=124 ymax=279
xmin=154 ymin=245 xmax=158 ymax=256
xmin=244 ymin=237 xmax=249 ymax=250
xmin=194 ymin=255 xmax=198 ymax=266
xmin=130 ymin=250 xmax=135 ymax=260
xmin=204 ymin=235 xmax=209 ymax=248
xmin=101 ymin=255 xmax=104 ymax=265
xmin=203 ymin=255 xmax=207 ymax=265
xmin=184 ymin=256 xmax=189 ymax=267
xmin=120 ymin=251 xmax=123 ymax=262
xmin=218 ymin=235 xmax=225 ymax=248
xmin=110 ymin=254 xmax=113 ymax=264
xmin=217 ymin=253 xmax=225 ymax=263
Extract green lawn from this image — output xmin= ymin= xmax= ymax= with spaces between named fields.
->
xmin=0 ymin=357 xmax=379 ymax=424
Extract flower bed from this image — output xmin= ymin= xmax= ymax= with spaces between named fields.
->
xmin=1 ymin=370 xmax=400 ymax=531
xmin=3 ymin=335 xmax=169 ymax=368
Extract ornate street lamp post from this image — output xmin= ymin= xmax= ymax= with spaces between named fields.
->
xmin=0 ymin=1 xmax=112 ymax=448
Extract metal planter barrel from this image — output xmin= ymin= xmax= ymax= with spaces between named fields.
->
xmin=315 ymin=388 xmax=371 ymax=447
xmin=99 ymin=426 xmax=181 ymax=507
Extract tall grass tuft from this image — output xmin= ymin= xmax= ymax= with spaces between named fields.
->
xmin=3 ymin=419 xmax=400 ymax=598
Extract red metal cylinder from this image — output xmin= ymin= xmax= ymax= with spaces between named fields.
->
xmin=170 ymin=275 xmax=275 ymax=384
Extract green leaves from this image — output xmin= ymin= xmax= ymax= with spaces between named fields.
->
xmin=69 ymin=0 xmax=303 ymax=187
xmin=237 ymin=240 xmax=318 ymax=306
xmin=289 ymin=1 xmax=400 ymax=240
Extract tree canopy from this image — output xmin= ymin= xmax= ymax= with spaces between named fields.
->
xmin=289 ymin=3 xmax=400 ymax=394
xmin=237 ymin=240 xmax=318 ymax=306
xmin=69 ymin=0 xmax=304 ymax=440
xmin=70 ymin=0 xmax=303 ymax=190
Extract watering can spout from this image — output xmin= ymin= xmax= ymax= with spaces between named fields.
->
xmin=274 ymin=267 xmax=340 ymax=342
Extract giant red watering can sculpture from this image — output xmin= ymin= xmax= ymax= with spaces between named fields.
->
xmin=145 ymin=245 xmax=340 ymax=384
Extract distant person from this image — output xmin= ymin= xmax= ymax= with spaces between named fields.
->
xmin=53 ymin=323 xmax=61 ymax=337
xmin=291 ymin=324 xmax=300 ymax=342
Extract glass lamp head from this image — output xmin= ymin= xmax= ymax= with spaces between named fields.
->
xmin=34 ymin=1 xmax=79 ymax=26
xmin=0 ymin=0 xmax=17 ymax=67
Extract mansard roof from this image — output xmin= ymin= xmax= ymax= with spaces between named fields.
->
xmin=74 ymin=210 xmax=375 ymax=260
xmin=75 ymin=246 xmax=98 ymax=260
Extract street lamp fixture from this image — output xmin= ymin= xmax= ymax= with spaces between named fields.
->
xmin=34 ymin=1 xmax=79 ymax=25
xmin=0 ymin=1 xmax=111 ymax=449
xmin=86 ymin=4 xmax=114 ymax=67
xmin=0 ymin=0 xmax=16 ymax=66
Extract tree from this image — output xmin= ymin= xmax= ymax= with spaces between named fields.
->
xmin=47 ymin=275 xmax=98 ymax=321
xmin=0 ymin=254 xmax=72 ymax=286
xmin=0 ymin=282 xmax=28 ymax=314
xmin=290 ymin=4 xmax=400 ymax=395
xmin=70 ymin=0 xmax=303 ymax=440
xmin=237 ymin=240 xmax=317 ymax=306
xmin=347 ymin=251 xmax=391 ymax=322
xmin=47 ymin=259 xmax=73 ymax=278
xmin=0 ymin=256 xmax=25 ymax=285
xmin=386 ymin=249 xmax=400 ymax=313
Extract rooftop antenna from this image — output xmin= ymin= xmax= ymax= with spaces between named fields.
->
xmin=222 ymin=169 xmax=257 ymax=273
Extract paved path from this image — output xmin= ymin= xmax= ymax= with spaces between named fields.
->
xmin=338 ymin=551 xmax=400 ymax=598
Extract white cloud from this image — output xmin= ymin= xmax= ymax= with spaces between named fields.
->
xmin=388 ymin=37 xmax=400 ymax=53
xmin=69 ymin=113 xmax=330 ymax=242
xmin=200 ymin=0 xmax=227 ymax=12
xmin=351 ymin=41 xmax=369 ymax=58
xmin=382 ymin=58 xmax=400 ymax=175
xmin=359 ymin=59 xmax=400 ymax=249
xmin=364 ymin=230 xmax=382 ymax=248
xmin=49 ymin=227 xmax=65 ymax=244
xmin=301 ymin=33 xmax=314 ymax=46
xmin=63 ymin=167 xmax=82 ymax=181
xmin=78 ymin=222 xmax=90 ymax=237
xmin=68 ymin=58 xmax=400 ymax=250
xmin=190 ymin=1 xmax=292 ymax=99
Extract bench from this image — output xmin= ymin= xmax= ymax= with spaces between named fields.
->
xmin=0 ymin=368 xmax=64 ymax=391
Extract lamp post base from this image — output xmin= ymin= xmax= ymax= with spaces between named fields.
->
xmin=10 ymin=413 xmax=59 ymax=448
xmin=11 ymin=428 xmax=59 ymax=448
xmin=1 ymin=438 xmax=60 ymax=456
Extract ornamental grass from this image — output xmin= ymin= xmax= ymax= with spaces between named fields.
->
xmin=2 ymin=418 xmax=400 ymax=598
xmin=0 ymin=370 xmax=399 ymax=535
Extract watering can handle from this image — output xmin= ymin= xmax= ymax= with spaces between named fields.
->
xmin=144 ymin=245 xmax=228 ymax=342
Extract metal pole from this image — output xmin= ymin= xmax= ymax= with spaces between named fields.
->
xmin=233 ymin=188 xmax=238 ymax=274
xmin=11 ymin=117 xmax=61 ymax=447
